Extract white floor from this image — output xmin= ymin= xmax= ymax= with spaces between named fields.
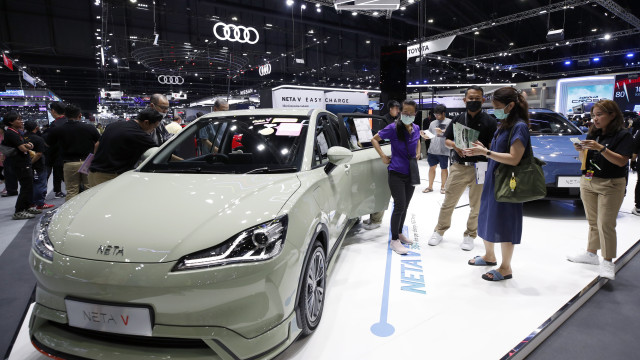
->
xmin=8 ymin=166 xmax=640 ymax=360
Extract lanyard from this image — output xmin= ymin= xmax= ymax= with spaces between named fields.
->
xmin=7 ymin=127 xmax=23 ymax=141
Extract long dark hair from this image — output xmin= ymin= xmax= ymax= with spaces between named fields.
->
xmin=396 ymin=99 xmax=418 ymax=141
xmin=588 ymin=99 xmax=625 ymax=136
xmin=493 ymin=87 xmax=529 ymax=130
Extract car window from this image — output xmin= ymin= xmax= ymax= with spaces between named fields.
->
xmin=529 ymin=112 xmax=582 ymax=136
xmin=142 ymin=115 xmax=309 ymax=174
xmin=312 ymin=115 xmax=340 ymax=168
xmin=342 ymin=116 xmax=377 ymax=151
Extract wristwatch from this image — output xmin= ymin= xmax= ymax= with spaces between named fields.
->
xmin=599 ymin=146 xmax=607 ymax=154
xmin=486 ymin=150 xmax=492 ymax=157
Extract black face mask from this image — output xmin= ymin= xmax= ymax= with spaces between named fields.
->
xmin=466 ymin=101 xmax=482 ymax=112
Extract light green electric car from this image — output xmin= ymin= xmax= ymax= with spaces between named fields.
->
xmin=29 ymin=109 xmax=391 ymax=359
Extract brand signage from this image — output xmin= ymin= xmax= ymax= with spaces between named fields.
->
xmin=259 ymin=63 xmax=271 ymax=76
xmin=213 ymin=22 xmax=259 ymax=44
xmin=22 ymin=71 xmax=36 ymax=86
xmin=272 ymin=90 xmax=370 ymax=109
xmin=158 ymin=75 xmax=184 ymax=85
xmin=172 ymin=92 xmax=187 ymax=100
xmin=0 ymin=89 xmax=25 ymax=97
xmin=406 ymin=35 xmax=457 ymax=59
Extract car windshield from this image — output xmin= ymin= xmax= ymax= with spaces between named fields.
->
xmin=141 ymin=115 xmax=309 ymax=174
xmin=529 ymin=111 xmax=582 ymax=136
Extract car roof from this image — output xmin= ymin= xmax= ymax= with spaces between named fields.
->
xmin=528 ymin=108 xmax=557 ymax=113
xmin=200 ymin=108 xmax=316 ymax=119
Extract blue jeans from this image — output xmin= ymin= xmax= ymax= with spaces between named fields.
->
xmin=32 ymin=169 xmax=48 ymax=207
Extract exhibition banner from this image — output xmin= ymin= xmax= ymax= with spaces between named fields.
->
xmin=614 ymin=74 xmax=640 ymax=112
xmin=324 ymin=91 xmax=369 ymax=105
xmin=22 ymin=71 xmax=36 ymax=86
xmin=407 ymin=35 xmax=456 ymax=59
xmin=272 ymin=89 xmax=325 ymax=109
xmin=565 ymin=84 xmax=614 ymax=115
xmin=2 ymin=53 xmax=13 ymax=71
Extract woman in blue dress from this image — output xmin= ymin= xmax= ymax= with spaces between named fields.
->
xmin=463 ymin=87 xmax=531 ymax=281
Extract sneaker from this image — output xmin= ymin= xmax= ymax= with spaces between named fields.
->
xmin=390 ymin=239 xmax=408 ymax=255
xmin=54 ymin=192 xmax=66 ymax=198
xmin=363 ymin=222 xmax=381 ymax=230
xmin=632 ymin=207 xmax=640 ymax=216
xmin=363 ymin=218 xmax=372 ymax=225
xmin=460 ymin=236 xmax=475 ymax=251
xmin=428 ymin=232 xmax=443 ymax=246
xmin=599 ymin=260 xmax=615 ymax=280
xmin=567 ymin=250 xmax=600 ymax=265
xmin=398 ymin=233 xmax=414 ymax=245
xmin=37 ymin=203 xmax=55 ymax=210
xmin=27 ymin=207 xmax=43 ymax=214
xmin=13 ymin=211 xmax=35 ymax=220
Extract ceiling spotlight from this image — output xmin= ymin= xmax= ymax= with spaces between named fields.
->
xmin=232 ymin=16 xmax=238 ymax=21
xmin=428 ymin=19 xmax=434 ymax=23
xmin=604 ymin=34 xmax=611 ymax=40
xmin=286 ymin=0 xmax=294 ymax=6
xmin=301 ymin=4 xmax=306 ymax=9
xmin=627 ymin=53 xmax=635 ymax=58
xmin=373 ymin=11 xmax=379 ymax=16
xmin=593 ymin=57 xmax=601 ymax=62
xmin=352 ymin=11 xmax=357 ymax=16
xmin=317 ymin=7 xmax=321 ymax=12
xmin=130 ymin=0 xmax=137 ymax=3
xmin=564 ymin=60 xmax=571 ymax=65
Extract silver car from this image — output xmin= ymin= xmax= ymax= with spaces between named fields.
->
xmin=29 ymin=109 xmax=391 ymax=359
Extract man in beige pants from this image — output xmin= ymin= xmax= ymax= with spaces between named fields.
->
xmin=428 ymin=86 xmax=497 ymax=250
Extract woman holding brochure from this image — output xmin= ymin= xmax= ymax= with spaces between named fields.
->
xmin=464 ymin=87 xmax=531 ymax=282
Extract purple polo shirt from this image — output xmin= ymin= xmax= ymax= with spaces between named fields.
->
xmin=378 ymin=122 xmax=420 ymax=175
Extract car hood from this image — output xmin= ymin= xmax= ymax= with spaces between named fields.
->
xmin=531 ymin=135 xmax=586 ymax=162
xmin=50 ymin=171 xmax=301 ymax=263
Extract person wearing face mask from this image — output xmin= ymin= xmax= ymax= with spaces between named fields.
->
xmin=566 ymin=100 xmax=634 ymax=280
xmin=371 ymin=100 xmax=421 ymax=255
xmin=363 ymin=100 xmax=402 ymax=231
xmin=464 ymin=87 xmax=531 ymax=281
xmin=1 ymin=112 xmax=37 ymax=219
xmin=429 ymin=86 xmax=497 ymax=251
xmin=148 ymin=94 xmax=172 ymax=146
xmin=89 ymin=108 xmax=164 ymax=187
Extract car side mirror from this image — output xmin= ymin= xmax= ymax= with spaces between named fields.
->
xmin=140 ymin=147 xmax=160 ymax=162
xmin=324 ymin=146 xmax=353 ymax=174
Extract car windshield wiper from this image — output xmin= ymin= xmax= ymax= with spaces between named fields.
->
xmin=151 ymin=168 xmax=234 ymax=174
xmin=245 ymin=167 xmax=298 ymax=174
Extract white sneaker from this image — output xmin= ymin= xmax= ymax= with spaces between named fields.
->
xmin=398 ymin=233 xmax=414 ymax=245
xmin=460 ymin=236 xmax=475 ymax=251
xmin=567 ymin=250 xmax=599 ymax=265
xmin=428 ymin=232 xmax=443 ymax=246
xmin=599 ymin=260 xmax=615 ymax=280
xmin=632 ymin=207 xmax=640 ymax=216
xmin=390 ymin=239 xmax=408 ymax=255
xmin=363 ymin=222 xmax=381 ymax=230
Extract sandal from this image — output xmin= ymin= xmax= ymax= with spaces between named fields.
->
xmin=482 ymin=269 xmax=513 ymax=281
xmin=423 ymin=188 xmax=433 ymax=193
xmin=468 ymin=256 xmax=497 ymax=266
xmin=440 ymin=188 xmax=446 ymax=194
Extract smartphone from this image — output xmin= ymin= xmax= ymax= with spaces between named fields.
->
xmin=570 ymin=137 xmax=582 ymax=144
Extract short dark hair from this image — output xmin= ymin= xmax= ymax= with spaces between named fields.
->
xmin=402 ymin=99 xmax=418 ymax=111
xmin=137 ymin=108 xmax=164 ymax=124
xmin=465 ymin=85 xmax=484 ymax=97
xmin=434 ymin=104 xmax=447 ymax=114
xmin=387 ymin=100 xmax=401 ymax=110
xmin=49 ymin=101 xmax=66 ymax=114
xmin=150 ymin=94 xmax=167 ymax=106
xmin=64 ymin=104 xmax=81 ymax=119
xmin=213 ymin=98 xmax=228 ymax=109
xmin=2 ymin=111 xmax=21 ymax=127
xmin=24 ymin=120 xmax=38 ymax=132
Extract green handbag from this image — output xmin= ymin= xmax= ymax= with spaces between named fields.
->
xmin=493 ymin=123 xmax=547 ymax=203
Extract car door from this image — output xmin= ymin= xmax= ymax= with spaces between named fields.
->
xmin=310 ymin=113 xmax=352 ymax=249
xmin=337 ymin=113 xmax=392 ymax=217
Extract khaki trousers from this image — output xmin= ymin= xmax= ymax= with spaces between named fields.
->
xmin=580 ymin=176 xmax=626 ymax=259
xmin=434 ymin=163 xmax=484 ymax=238
xmin=370 ymin=211 xmax=385 ymax=224
xmin=63 ymin=162 xmax=89 ymax=201
xmin=88 ymin=171 xmax=119 ymax=187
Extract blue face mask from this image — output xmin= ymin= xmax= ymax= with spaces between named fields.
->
xmin=494 ymin=103 xmax=512 ymax=120
xmin=401 ymin=114 xmax=415 ymax=125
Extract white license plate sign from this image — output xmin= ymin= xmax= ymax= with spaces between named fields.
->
xmin=557 ymin=176 xmax=581 ymax=188
xmin=65 ymin=299 xmax=152 ymax=336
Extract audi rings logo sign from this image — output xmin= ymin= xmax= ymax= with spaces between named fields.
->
xmin=213 ymin=22 xmax=260 ymax=44
xmin=158 ymin=75 xmax=185 ymax=85
xmin=259 ymin=64 xmax=271 ymax=77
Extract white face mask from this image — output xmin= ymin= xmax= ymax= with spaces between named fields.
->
xmin=401 ymin=114 xmax=415 ymax=125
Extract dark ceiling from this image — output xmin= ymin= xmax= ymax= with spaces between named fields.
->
xmin=1 ymin=0 xmax=639 ymax=111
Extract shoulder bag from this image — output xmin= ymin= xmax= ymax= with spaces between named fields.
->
xmin=494 ymin=122 xmax=547 ymax=203
xmin=405 ymin=128 xmax=421 ymax=185
xmin=0 ymin=144 xmax=17 ymax=157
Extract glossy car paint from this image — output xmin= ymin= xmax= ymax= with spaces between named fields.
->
xmin=30 ymin=108 xmax=392 ymax=359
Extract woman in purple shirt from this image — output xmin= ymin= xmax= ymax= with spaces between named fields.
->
xmin=372 ymin=100 xmax=421 ymax=255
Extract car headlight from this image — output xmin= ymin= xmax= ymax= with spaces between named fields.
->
xmin=32 ymin=210 xmax=57 ymax=261
xmin=172 ymin=215 xmax=288 ymax=271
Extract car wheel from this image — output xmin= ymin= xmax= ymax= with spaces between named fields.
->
xmin=298 ymin=241 xmax=326 ymax=336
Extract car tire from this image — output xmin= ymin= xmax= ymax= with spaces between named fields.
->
xmin=297 ymin=240 xmax=326 ymax=337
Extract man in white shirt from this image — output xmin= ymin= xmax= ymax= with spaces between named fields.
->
xmin=166 ymin=116 xmax=183 ymax=135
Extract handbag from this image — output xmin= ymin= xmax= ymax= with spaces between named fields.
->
xmin=494 ymin=122 xmax=547 ymax=203
xmin=405 ymin=130 xmax=421 ymax=185
xmin=0 ymin=144 xmax=17 ymax=157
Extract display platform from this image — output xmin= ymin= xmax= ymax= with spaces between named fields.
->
xmin=8 ymin=166 xmax=639 ymax=360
